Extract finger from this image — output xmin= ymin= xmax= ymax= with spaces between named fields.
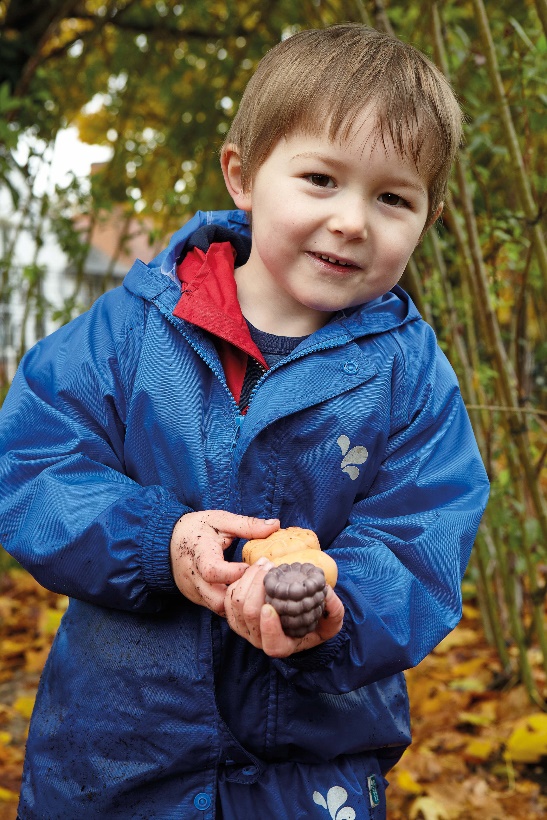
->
xmin=260 ymin=588 xmax=344 ymax=657
xmin=225 ymin=560 xmax=270 ymax=646
xmin=225 ymin=583 xmax=252 ymax=641
xmin=203 ymin=511 xmax=280 ymax=545
xmin=186 ymin=578 xmax=226 ymax=615
xmin=239 ymin=560 xmax=273 ymax=645
xmin=200 ymin=584 xmax=226 ymax=615
xmin=199 ymin=556 xmax=248 ymax=586
xmin=259 ymin=604 xmax=310 ymax=658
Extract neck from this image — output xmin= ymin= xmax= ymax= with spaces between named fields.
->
xmin=234 ymin=264 xmax=332 ymax=336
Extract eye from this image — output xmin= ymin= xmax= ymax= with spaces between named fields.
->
xmin=378 ymin=192 xmax=410 ymax=208
xmin=305 ymin=173 xmax=336 ymax=189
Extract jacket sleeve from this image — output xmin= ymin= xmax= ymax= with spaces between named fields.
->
xmin=274 ymin=331 xmax=490 ymax=693
xmin=0 ymin=287 xmax=190 ymax=612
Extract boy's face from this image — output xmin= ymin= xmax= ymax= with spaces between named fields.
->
xmin=223 ymin=108 xmax=436 ymax=335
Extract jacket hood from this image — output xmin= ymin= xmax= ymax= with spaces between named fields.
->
xmin=122 ymin=209 xmax=422 ymax=341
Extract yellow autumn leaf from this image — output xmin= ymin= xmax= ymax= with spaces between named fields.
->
xmin=434 ymin=628 xmax=479 ymax=654
xmin=39 ymin=607 xmax=63 ymax=636
xmin=449 ymin=676 xmax=486 ymax=693
xmin=515 ymin=779 xmax=540 ymax=796
xmin=458 ymin=709 xmax=496 ymax=728
xmin=0 ymin=594 xmax=14 ymax=618
xmin=0 ymin=731 xmax=12 ymax=745
xmin=25 ymin=645 xmax=50 ymax=673
xmin=13 ymin=695 xmax=35 ymax=720
xmin=396 ymin=768 xmax=423 ymax=794
xmin=461 ymin=581 xmax=475 ymax=597
xmin=461 ymin=603 xmax=481 ymax=620
xmin=0 ymin=638 xmax=28 ymax=658
xmin=409 ymin=795 xmax=451 ymax=820
xmin=420 ymin=690 xmax=458 ymax=715
xmin=0 ymin=785 xmax=18 ymax=802
xmin=464 ymin=738 xmax=498 ymax=761
xmin=505 ymin=713 xmax=547 ymax=763
xmin=451 ymin=658 xmax=485 ymax=677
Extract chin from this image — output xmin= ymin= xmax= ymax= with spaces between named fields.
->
xmin=306 ymin=303 xmax=342 ymax=316
xmin=309 ymin=300 xmax=356 ymax=314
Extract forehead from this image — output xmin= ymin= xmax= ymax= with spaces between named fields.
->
xmin=276 ymin=108 xmax=431 ymax=185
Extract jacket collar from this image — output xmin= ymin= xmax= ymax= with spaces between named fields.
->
xmin=174 ymin=241 xmax=263 ymax=357
xmin=173 ymin=239 xmax=267 ymax=405
xmin=123 ymin=210 xmax=422 ymax=344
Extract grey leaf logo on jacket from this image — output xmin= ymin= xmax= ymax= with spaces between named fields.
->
xmin=337 ymin=435 xmax=368 ymax=480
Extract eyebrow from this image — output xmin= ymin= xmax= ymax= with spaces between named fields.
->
xmin=290 ymin=152 xmax=346 ymax=168
xmin=290 ymin=151 xmax=428 ymax=197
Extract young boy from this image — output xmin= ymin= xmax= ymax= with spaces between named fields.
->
xmin=0 ymin=24 xmax=489 ymax=819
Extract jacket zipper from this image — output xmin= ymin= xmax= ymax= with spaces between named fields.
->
xmin=162 ymin=308 xmax=241 ymax=417
xmin=159 ymin=298 xmax=348 ymax=423
xmin=245 ymin=338 xmax=347 ymax=409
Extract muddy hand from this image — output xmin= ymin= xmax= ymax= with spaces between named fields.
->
xmin=169 ymin=511 xmax=279 ymax=615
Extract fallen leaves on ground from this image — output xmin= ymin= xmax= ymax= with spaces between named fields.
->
xmin=0 ymin=563 xmax=67 ymax=820
xmin=388 ymin=597 xmax=547 ymax=819
xmin=0 ymin=561 xmax=546 ymax=819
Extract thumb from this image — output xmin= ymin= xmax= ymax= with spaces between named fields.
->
xmin=206 ymin=511 xmax=280 ymax=544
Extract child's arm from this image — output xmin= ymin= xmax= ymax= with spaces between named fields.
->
xmin=0 ymin=285 xmax=280 ymax=615
xmin=230 ymin=337 xmax=489 ymax=690
xmin=0 ymin=289 xmax=184 ymax=612
xmin=271 ymin=347 xmax=488 ymax=692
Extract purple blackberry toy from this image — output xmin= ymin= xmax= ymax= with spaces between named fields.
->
xmin=264 ymin=562 xmax=327 ymax=637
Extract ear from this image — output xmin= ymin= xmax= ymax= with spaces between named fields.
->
xmin=419 ymin=202 xmax=444 ymax=242
xmin=221 ymin=144 xmax=252 ymax=211
xmin=427 ymin=202 xmax=444 ymax=230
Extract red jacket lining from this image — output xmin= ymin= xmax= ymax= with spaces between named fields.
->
xmin=173 ymin=241 xmax=268 ymax=406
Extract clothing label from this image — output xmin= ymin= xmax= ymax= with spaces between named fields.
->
xmin=367 ymin=774 xmax=380 ymax=808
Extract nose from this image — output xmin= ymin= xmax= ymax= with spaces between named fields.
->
xmin=327 ymin=194 xmax=368 ymax=240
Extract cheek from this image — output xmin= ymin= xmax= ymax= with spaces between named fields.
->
xmin=253 ymin=200 xmax=306 ymax=248
xmin=377 ymin=227 xmax=419 ymax=263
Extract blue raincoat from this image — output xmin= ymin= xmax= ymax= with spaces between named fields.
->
xmin=0 ymin=210 xmax=489 ymax=818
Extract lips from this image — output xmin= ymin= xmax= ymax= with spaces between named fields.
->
xmin=309 ymin=251 xmax=359 ymax=270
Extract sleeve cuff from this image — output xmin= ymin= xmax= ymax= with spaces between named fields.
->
xmin=140 ymin=493 xmax=192 ymax=593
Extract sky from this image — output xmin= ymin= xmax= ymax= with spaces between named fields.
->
xmin=13 ymin=127 xmax=113 ymax=195
xmin=49 ymin=128 xmax=112 ymax=187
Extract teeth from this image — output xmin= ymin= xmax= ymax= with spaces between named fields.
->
xmin=317 ymin=253 xmax=351 ymax=266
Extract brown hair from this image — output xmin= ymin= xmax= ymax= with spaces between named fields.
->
xmin=224 ymin=24 xmax=463 ymax=224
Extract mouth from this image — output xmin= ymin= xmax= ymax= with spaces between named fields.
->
xmin=308 ymin=251 xmax=359 ymax=271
